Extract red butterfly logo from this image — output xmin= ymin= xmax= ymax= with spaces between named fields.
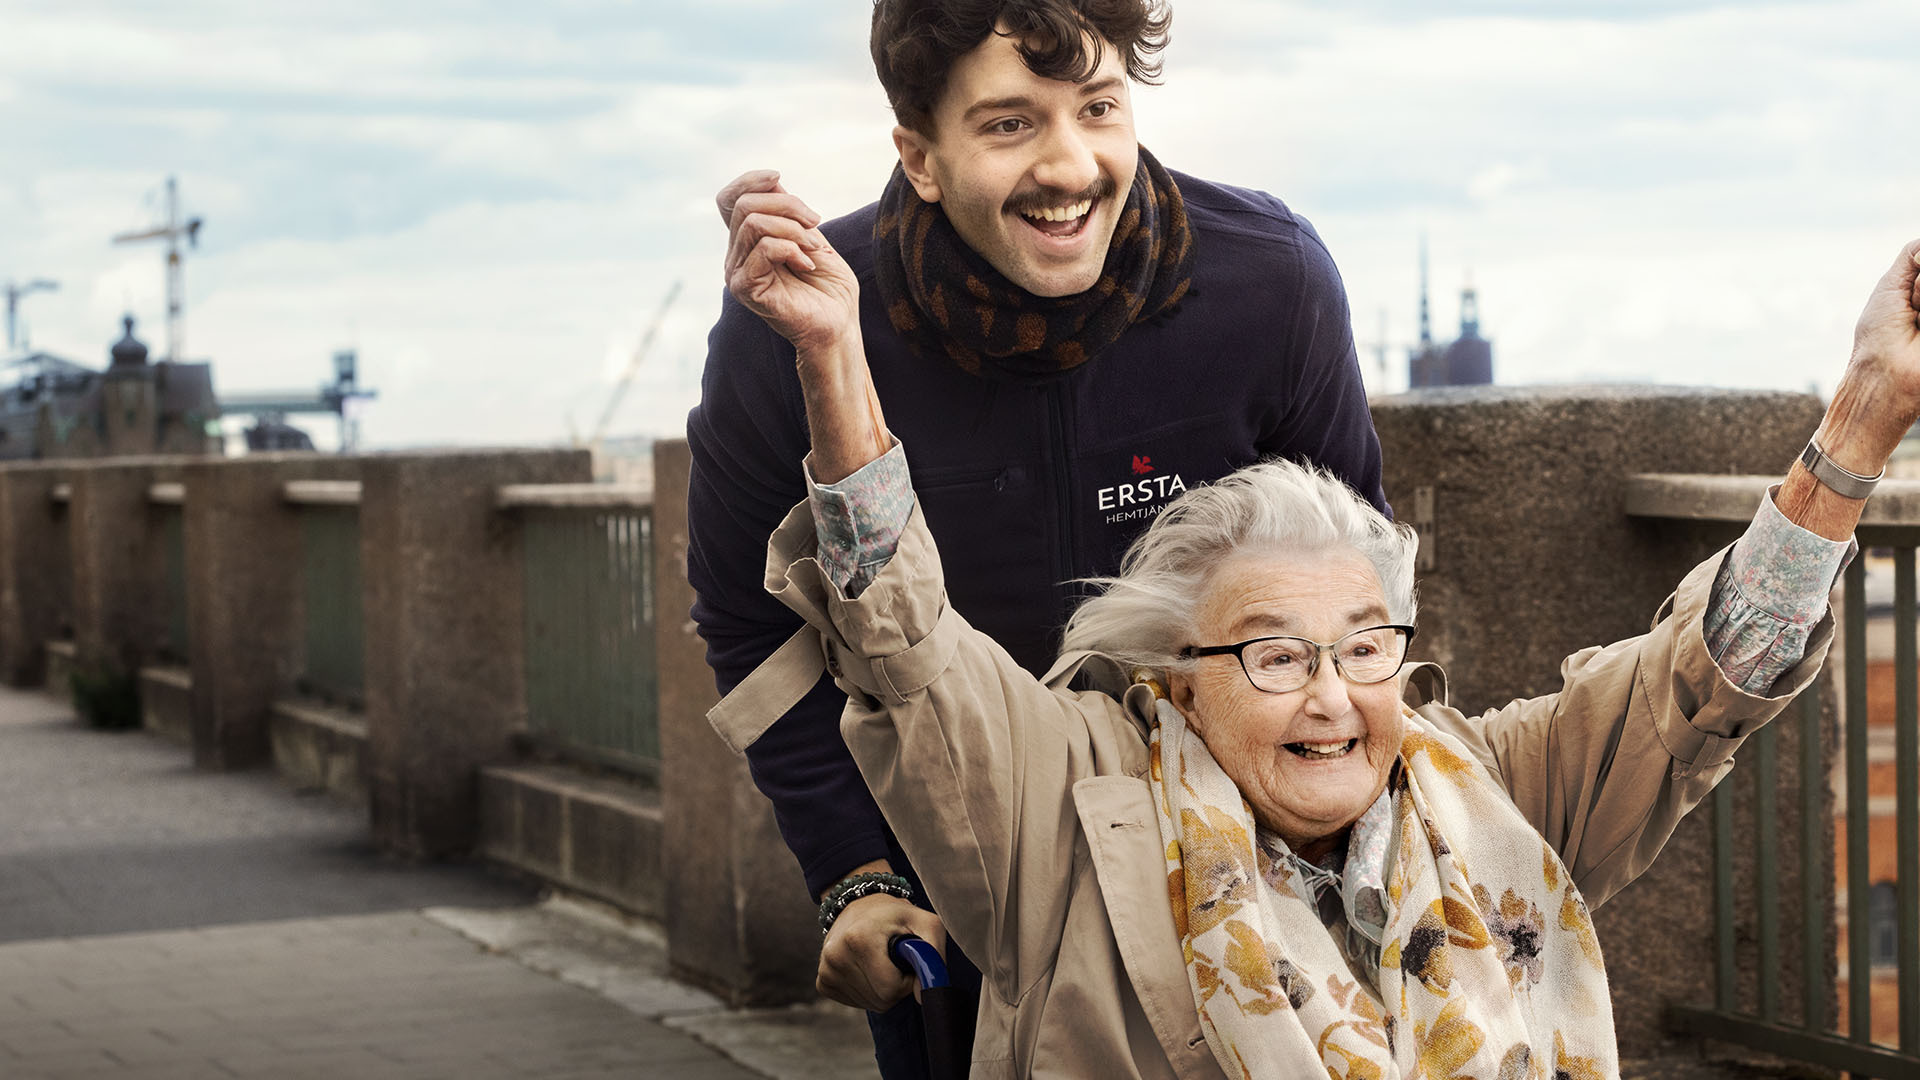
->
xmin=1130 ymin=454 xmax=1154 ymax=475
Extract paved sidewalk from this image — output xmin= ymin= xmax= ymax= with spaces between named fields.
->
xmin=0 ymin=685 xmax=876 ymax=1079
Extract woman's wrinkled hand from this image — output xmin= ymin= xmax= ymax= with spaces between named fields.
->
xmin=1808 ymin=241 xmax=1920 ymax=479
xmin=1854 ymin=242 xmax=1920 ymax=385
xmin=717 ymin=170 xmax=861 ymax=356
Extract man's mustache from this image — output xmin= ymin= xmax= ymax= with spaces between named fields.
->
xmin=1003 ymin=175 xmax=1118 ymax=216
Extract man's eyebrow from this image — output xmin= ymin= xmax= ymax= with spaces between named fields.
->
xmin=962 ymin=95 xmax=1037 ymax=123
xmin=959 ymin=76 xmax=1125 ymax=123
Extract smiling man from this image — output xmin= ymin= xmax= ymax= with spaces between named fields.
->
xmin=685 ymin=1 xmax=1387 ymax=1075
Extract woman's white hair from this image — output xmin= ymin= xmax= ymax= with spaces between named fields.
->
xmin=1061 ymin=458 xmax=1419 ymax=678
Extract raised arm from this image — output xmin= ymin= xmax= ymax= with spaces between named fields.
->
xmin=1433 ymin=240 xmax=1920 ymax=906
xmin=696 ymin=171 xmax=932 ymax=1013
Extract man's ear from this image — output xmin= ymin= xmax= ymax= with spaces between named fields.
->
xmin=892 ymin=125 xmax=943 ymax=204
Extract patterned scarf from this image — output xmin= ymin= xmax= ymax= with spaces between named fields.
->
xmin=1147 ymin=698 xmax=1619 ymax=1079
xmin=871 ymin=145 xmax=1195 ymax=383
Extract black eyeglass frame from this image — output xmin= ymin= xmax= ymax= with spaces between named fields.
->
xmin=1179 ymin=624 xmax=1419 ymax=694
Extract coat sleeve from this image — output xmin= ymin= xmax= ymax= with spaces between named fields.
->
xmin=685 ymin=291 xmax=895 ymax=898
xmin=1420 ymin=544 xmax=1835 ymax=909
xmin=1256 ymin=219 xmax=1389 ymax=516
xmin=760 ymin=498 xmax=1144 ymax=1007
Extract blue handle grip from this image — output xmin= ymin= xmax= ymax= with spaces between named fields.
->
xmin=889 ymin=934 xmax=951 ymax=990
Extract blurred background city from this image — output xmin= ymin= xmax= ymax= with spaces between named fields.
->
xmin=5 ymin=0 xmax=1915 ymax=457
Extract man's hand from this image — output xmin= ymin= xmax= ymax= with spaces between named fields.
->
xmin=817 ymin=887 xmax=945 ymax=1013
xmin=718 ymin=170 xmax=860 ymax=356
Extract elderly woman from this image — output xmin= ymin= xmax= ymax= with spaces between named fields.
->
xmin=711 ymin=239 xmax=1920 ymax=1078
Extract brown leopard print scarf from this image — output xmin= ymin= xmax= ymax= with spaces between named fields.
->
xmin=872 ymin=145 xmax=1194 ymax=383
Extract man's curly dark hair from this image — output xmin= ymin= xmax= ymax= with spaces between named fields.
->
xmin=871 ymin=0 xmax=1172 ymax=137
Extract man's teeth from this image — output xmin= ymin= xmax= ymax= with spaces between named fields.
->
xmin=1021 ymin=199 xmax=1092 ymax=222
xmin=1287 ymin=739 xmax=1357 ymax=759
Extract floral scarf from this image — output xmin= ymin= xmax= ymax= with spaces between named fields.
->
xmin=1147 ymin=698 xmax=1618 ymax=1079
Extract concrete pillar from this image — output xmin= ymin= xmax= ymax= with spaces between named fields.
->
xmin=1370 ymin=385 xmax=1832 ymax=1055
xmin=68 ymin=459 xmax=182 ymax=679
xmin=654 ymin=438 xmax=818 ymax=1005
xmin=0 ymin=462 xmax=76 ymax=686
xmin=183 ymin=453 xmax=358 ymax=769
xmin=360 ymin=449 xmax=590 ymax=859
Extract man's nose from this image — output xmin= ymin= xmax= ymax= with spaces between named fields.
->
xmin=1029 ymin=123 xmax=1098 ymax=196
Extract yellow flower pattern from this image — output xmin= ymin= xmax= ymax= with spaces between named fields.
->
xmin=1146 ymin=700 xmax=1619 ymax=1079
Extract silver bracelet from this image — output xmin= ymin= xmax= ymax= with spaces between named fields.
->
xmin=1799 ymin=438 xmax=1883 ymax=500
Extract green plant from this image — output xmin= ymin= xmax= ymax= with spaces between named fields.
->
xmin=70 ymin=666 xmax=141 ymax=731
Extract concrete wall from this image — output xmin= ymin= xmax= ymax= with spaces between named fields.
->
xmin=68 ymin=457 xmax=184 ymax=679
xmin=359 ymin=449 xmax=590 ymax=859
xmin=183 ymin=454 xmax=359 ymax=769
xmin=0 ymin=462 xmax=73 ymax=686
xmin=1371 ymin=384 xmax=1834 ymax=1055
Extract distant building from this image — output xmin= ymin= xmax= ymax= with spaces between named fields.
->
xmin=0 ymin=315 xmax=221 ymax=460
xmin=1406 ymin=239 xmax=1494 ymax=389
xmin=1837 ymin=577 xmax=1911 ymax=1046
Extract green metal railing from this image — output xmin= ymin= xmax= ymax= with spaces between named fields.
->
xmin=505 ymin=484 xmax=657 ymax=776
xmin=288 ymin=482 xmax=364 ymax=706
xmin=1631 ymin=474 xmax=1920 ymax=1079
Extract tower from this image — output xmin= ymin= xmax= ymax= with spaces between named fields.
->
xmin=103 ymin=315 xmax=161 ymax=456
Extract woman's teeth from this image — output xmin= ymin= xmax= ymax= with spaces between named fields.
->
xmin=1285 ymin=739 xmax=1358 ymax=759
xmin=1021 ymin=199 xmax=1092 ymax=223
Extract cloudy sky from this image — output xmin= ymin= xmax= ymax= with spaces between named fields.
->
xmin=3 ymin=0 xmax=1914 ymax=449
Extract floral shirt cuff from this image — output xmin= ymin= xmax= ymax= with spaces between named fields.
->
xmin=806 ymin=440 xmax=914 ymax=599
xmin=1703 ymin=486 xmax=1855 ymax=695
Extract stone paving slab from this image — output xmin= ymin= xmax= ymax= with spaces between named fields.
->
xmin=428 ymin=898 xmax=881 ymax=1080
xmin=0 ymin=689 xmax=532 ymax=944
xmin=0 ymin=911 xmax=762 ymax=1079
xmin=0 ymin=684 xmax=879 ymax=1079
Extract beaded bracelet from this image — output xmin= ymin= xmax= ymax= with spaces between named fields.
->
xmin=817 ymin=871 xmax=914 ymax=935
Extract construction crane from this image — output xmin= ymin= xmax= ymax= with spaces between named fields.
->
xmin=4 ymin=278 xmax=59 ymax=354
xmin=111 ymin=176 xmax=203 ymax=363
xmin=1358 ymin=307 xmax=1401 ymax=399
xmin=583 ymin=278 xmax=683 ymax=455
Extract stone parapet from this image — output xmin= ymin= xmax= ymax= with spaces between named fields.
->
xmin=357 ymin=448 xmax=590 ymax=859
xmin=478 ymin=763 xmax=663 ymax=919
xmin=653 ymin=438 xmax=817 ymax=1006
xmin=139 ymin=664 xmax=193 ymax=744
xmin=0 ymin=462 xmax=76 ymax=686
xmin=67 ymin=458 xmax=185 ymax=677
xmin=182 ymin=453 xmax=360 ymax=770
xmin=270 ymin=697 xmax=369 ymax=806
xmin=1370 ymin=384 xmax=1832 ymax=1056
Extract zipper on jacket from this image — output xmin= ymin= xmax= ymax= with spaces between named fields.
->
xmin=1047 ymin=382 xmax=1078 ymax=622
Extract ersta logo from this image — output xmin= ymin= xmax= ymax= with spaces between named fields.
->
xmin=1097 ymin=455 xmax=1188 ymax=524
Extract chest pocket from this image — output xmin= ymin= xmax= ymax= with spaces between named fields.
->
xmin=910 ymin=463 xmax=1056 ymax=674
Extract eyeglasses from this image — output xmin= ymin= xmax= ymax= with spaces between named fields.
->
xmin=1180 ymin=624 xmax=1417 ymax=694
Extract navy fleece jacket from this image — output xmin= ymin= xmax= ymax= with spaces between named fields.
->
xmin=686 ymin=171 xmax=1388 ymax=897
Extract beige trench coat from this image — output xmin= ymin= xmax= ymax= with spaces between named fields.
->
xmin=709 ymin=502 xmax=1833 ymax=1080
